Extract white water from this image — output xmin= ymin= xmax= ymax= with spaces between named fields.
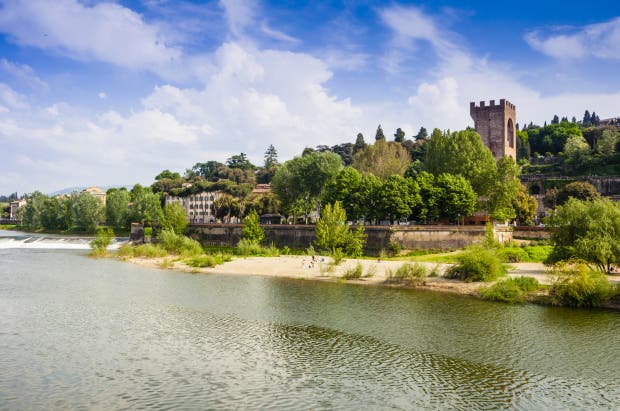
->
xmin=0 ymin=230 xmax=128 ymax=250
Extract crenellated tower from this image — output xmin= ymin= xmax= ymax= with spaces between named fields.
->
xmin=470 ymin=99 xmax=516 ymax=161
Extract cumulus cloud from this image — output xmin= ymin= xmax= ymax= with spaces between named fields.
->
xmin=0 ymin=83 xmax=29 ymax=110
xmin=0 ymin=58 xmax=47 ymax=90
xmin=525 ymin=17 xmax=620 ymax=60
xmin=0 ymin=0 xmax=182 ymax=73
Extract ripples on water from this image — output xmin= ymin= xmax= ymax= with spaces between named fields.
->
xmin=0 ymin=247 xmax=619 ymax=410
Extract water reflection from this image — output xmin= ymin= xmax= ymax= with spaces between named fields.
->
xmin=1 ymin=249 xmax=619 ymax=410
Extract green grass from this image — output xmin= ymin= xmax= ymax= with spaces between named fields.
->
xmin=385 ymin=262 xmax=428 ymax=284
xmin=133 ymin=243 xmax=168 ymax=258
xmin=480 ymin=276 xmax=542 ymax=304
xmin=497 ymin=245 xmax=552 ymax=263
xmin=0 ymin=224 xmax=17 ymax=230
xmin=236 ymin=239 xmax=280 ymax=256
xmin=342 ymin=262 xmax=363 ymax=280
xmin=445 ymin=247 xmax=506 ymax=282
xmin=185 ymin=253 xmax=232 ymax=268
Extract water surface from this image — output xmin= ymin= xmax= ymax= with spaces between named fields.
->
xmin=1 ymin=241 xmax=618 ymax=410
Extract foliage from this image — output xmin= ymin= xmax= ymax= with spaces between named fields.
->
xmin=155 ymin=169 xmax=181 ymax=180
xmin=90 ymin=227 xmax=115 ymax=255
xmin=435 ymin=173 xmax=477 ymax=222
xmin=497 ymin=245 xmax=552 ymax=263
xmin=342 ymin=263 xmax=364 ymax=280
xmin=241 ymin=209 xmax=264 ymax=243
xmin=424 ymin=129 xmax=496 ymax=196
xmin=374 ymin=124 xmax=386 ymax=141
xmin=352 ymin=139 xmax=411 ymax=180
xmin=378 ymin=175 xmax=420 ymax=223
xmin=129 ymin=184 xmax=163 ymax=225
xmin=132 ymin=243 xmax=168 ymax=258
xmin=236 ymin=238 xmax=280 ymax=256
xmin=226 ymin=152 xmax=256 ymax=170
xmin=445 ymin=247 xmax=506 ymax=282
xmin=386 ymin=263 xmax=427 ymax=284
xmin=345 ymin=224 xmax=367 ymax=257
xmin=331 ymin=247 xmax=345 ymax=265
xmin=549 ymin=263 xmax=615 ymax=308
xmin=547 ymin=198 xmax=620 ymax=273
xmin=554 ymin=182 xmax=599 ymax=207
xmin=71 ymin=191 xmax=104 ymax=233
xmin=315 ymin=202 xmax=366 ymax=256
xmin=480 ymin=276 xmax=541 ymax=304
xmin=157 ymin=229 xmax=203 ymax=256
xmin=322 ymin=167 xmax=364 ymax=221
xmin=161 ymin=201 xmax=188 ymax=234
xmin=185 ymin=253 xmax=232 ymax=268
xmin=512 ymin=184 xmax=538 ymax=225
xmin=271 ymin=151 xmax=343 ymax=222
xmin=106 ymin=188 xmax=130 ymax=230
xmin=487 ymin=157 xmax=520 ymax=221
xmin=389 ymin=241 xmax=402 ymax=256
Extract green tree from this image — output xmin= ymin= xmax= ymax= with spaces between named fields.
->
xmin=105 ymin=188 xmax=130 ymax=230
xmin=226 ymin=153 xmax=255 ymax=170
xmin=378 ymin=175 xmax=420 ymax=223
xmin=512 ymin=184 xmax=538 ymax=225
xmin=413 ymin=172 xmax=441 ymax=223
xmin=394 ymin=127 xmax=405 ymax=143
xmin=555 ymin=181 xmax=600 ymax=206
xmin=155 ymin=169 xmax=181 ymax=180
xmin=315 ymin=201 xmax=350 ymax=252
xmin=595 ymin=129 xmax=618 ymax=156
xmin=352 ymin=139 xmax=411 ymax=180
xmin=264 ymin=144 xmax=279 ymax=168
xmin=21 ymin=191 xmax=47 ymax=229
xmin=241 ymin=209 xmax=264 ymax=243
xmin=374 ymin=125 xmax=385 ymax=141
xmin=548 ymin=198 xmax=620 ymax=273
xmin=189 ymin=161 xmax=225 ymax=181
xmin=435 ymin=173 xmax=477 ymax=222
xmin=353 ymin=132 xmax=366 ymax=154
xmin=271 ymin=151 xmax=343 ymax=223
xmin=129 ymin=185 xmax=163 ymax=225
xmin=322 ymin=167 xmax=364 ymax=221
xmin=71 ymin=192 xmax=104 ymax=233
xmin=487 ymin=156 xmax=521 ymax=221
xmin=424 ymin=129 xmax=496 ymax=196
xmin=416 ymin=126 xmax=428 ymax=140
xmin=162 ymin=202 xmax=189 ymax=234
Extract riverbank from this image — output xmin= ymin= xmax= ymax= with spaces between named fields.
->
xmin=122 ymin=254 xmax=620 ymax=307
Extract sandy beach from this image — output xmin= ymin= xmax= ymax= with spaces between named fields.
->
xmin=123 ymin=254 xmax=620 ymax=296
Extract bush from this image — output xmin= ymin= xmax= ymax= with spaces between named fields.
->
xmin=549 ymin=263 xmax=616 ymax=308
xmin=133 ymin=243 xmax=168 ymax=258
xmin=186 ymin=253 xmax=232 ymax=268
xmin=157 ymin=229 xmax=203 ymax=256
xmin=523 ymin=245 xmax=553 ymax=262
xmin=342 ymin=263 xmax=363 ymax=280
xmin=331 ymin=247 xmax=345 ymax=265
xmin=480 ymin=276 xmax=541 ymax=304
xmin=237 ymin=239 xmax=280 ymax=256
xmin=386 ymin=262 xmax=427 ymax=284
xmin=445 ymin=248 xmax=506 ymax=282
xmin=498 ymin=247 xmax=528 ymax=263
xmin=117 ymin=243 xmax=135 ymax=258
xmin=389 ymin=242 xmax=402 ymax=256
xmin=90 ymin=227 xmax=114 ymax=252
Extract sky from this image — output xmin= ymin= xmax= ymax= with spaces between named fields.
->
xmin=1 ymin=0 xmax=619 ymax=195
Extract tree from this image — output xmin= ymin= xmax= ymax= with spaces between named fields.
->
xmin=413 ymin=172 xmax=441 ymax=223
xmin=129 ymin=184 xmax=163 ymax=225
xmin=555 ymin=182 xmax=600 ymax=206
xmin=353 ymin=132 xmax=366 ymax=154
xmin=394 ymin=128 xmax=405 ymax=143
xmin=162 ymin=202 xmax=188 ymax=234
xmin=352 ymin=139 xmax=411 ymax=180
xmin=583 ymin=110 xmax=591 ymax=126
xmin=242 ymin=209 xmax=264 ymax=243
xmin=189 ymin=161 xmax=225 ymax=181
xmin=71 ymin=191 xmax=104 ymax=233
xmin=226 ymin=153 xmax=255 ymax=170
xmin=551 ymin=115 xmax=560 ymax=124
xmin=548 ymin=198 xmax=620 ymax=273
xmin=435 ymin=173 xmax=477 ymax=222
xmin=105 ymin=188 xmax=130 ymax=230
xmin=512 ymin=184 xmax=538 ymax=225
xmin=424 ymin=129 xmax=496 ymax=196
xmin=322 ymin=167 xmax=364 ymax=221
xmin=564 ymin=135 xmax=590 ymax=158
xmin=377 ymin=175 xmax=419 ymax=223
xmin=155 ymin=169 xmax=181 ymax=180
xmin=315 ymin=201 xmax=349 ymax=252
xmin=416 ymin=127 xmax=428 ymax=140
xmin=264 ymin=145 xmax=279 ymax=168
xmin=271 ymin=151 xmax=343 ymax=223
xmin=21 ymin=191 xmax=47 ymax=229
xmin=374 ymin=125 xmax=385 ymax=141
xmin=595 ymin=129 xmax=618 ymax=156
xmin=487 ymin=156 xmax=521 ymax=221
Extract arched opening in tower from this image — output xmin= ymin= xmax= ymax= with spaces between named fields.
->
xmin=507 ymin=118 xmax=515 ymax=148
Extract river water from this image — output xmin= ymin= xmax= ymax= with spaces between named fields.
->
xmin=1 ymin=232 xmax=619 ymax=410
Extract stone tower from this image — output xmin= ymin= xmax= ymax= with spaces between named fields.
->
xmin=469 ymin=99 xmax=516 ymax=161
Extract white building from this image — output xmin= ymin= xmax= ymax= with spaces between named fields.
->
xmin=9 ymin=199 xmax=26 ymax=220
xmin=164 ymin=191 xmax=223 ymax=224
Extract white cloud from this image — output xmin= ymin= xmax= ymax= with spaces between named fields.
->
xmin=98 ymin=92 xmax=107 ymax=100
xmin=0 ymin=58 xmax=47 ymax=90
xmin=219 ymin=0 xmax=256 ymax=38
xmin=0 ymin=0 xmax=182 ymax=72
xmin=525 ymin=17 xmax=620 ymax=60
xmin=260 ymin=21 xmax=299 ymax=43
xmin=0 ymin=83 xmax=29 ymax=110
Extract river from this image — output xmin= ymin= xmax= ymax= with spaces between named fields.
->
xmin=1 ymin=231 xmax=619 ymax=409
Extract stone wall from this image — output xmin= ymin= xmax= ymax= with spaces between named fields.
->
xmin=187 ymin=224 xmax=513 ymax=252
xmin=470 ymin=99 xmax=517 ymax=160
xmin=513 ymin=226 xmax=551 ymax=240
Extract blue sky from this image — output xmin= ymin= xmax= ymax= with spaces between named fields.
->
xmin=1 ymin=0 xmax=619 ymax=194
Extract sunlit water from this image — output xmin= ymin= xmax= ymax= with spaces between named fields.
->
xmin=1 ymin=231 xmax=619 ymax=410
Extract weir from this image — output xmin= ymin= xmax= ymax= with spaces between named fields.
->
xmin=0 ymin=234 xmax=129 ymax=250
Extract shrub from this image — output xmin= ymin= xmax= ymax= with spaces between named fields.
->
xmin=237 ymin=239 xmax=280 ymax=256
xmin=445 ymin=248 xmax=506 ymax=282
xmin=480 ymin=276 xmax=541 ymax=304
xmin=386 ymin=263 xmax=427 ymax=284
xmin=549 ymin=263 xmax=615 ymax=308
xmin=389 ymin=241 xmax=402 ymax=256
xmin=241 ymin=210 xmax=264 ymax=243
xmin=117 ymin=243 xmax=135 ymax=258
xmin=332 ymin=247 xmax=345 ymax=265
xmin=186 ymin=253 xmax=232 ymax=268
xmin=523 ymin=245 xmax=553 ymax=262
xmin=498 ymin=247 xmax=528 ymax=263
xmin=133 ymin=243 xmax=168 ymax=258
xmin=90 ymin=227 xmax=115 ymax=255
xmin=342 ymin=263 xmax=363 ymax=280
xmin=364 ymin=265 xmax=376 ymax=278
xmin=157 ymin=229 xmax=203 ymax=256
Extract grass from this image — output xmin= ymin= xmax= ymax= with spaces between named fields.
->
xmin=385 ymin=262 xmax=428 ymax=284
xmin=497 ymin=245 xmax=553 ymax=263
xmin=342 ymin=263 xmax=363 ymax=280
xmin=480 ymin=276 xmax=542 ymax=304
xmin=445 ymin=247 xmax=506 ymax=282
xmin=0 ymin=224 xmax=17 ymax=230
xmin=236 ymin=239 xmax=280 ymax=256
xmin=157 ymin=229 xmax=203 ymax=256
xmin=185 ymin=253 xmax=232 ymax=268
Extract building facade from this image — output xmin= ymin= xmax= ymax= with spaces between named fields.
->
xmin=9 ymin=199 xmax=26 ymax=220
xmin=470 ymin=99 xmax=517 ymax=160
xmin=164 ymin=191 xmax=223 ymax=224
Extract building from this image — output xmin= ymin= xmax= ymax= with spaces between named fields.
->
xmin=470 ymin=99 xmax=517 ymax=160
xmin=9 ymin=199 xmax=26 ymax=220
xmin=165 ymin=191 xmax=223 ymax=224
xmin=82 ymin=186 xmax=106 ymax=205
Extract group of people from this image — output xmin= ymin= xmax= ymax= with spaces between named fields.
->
xmin=301 ymin=255 xmax=324 ymax=269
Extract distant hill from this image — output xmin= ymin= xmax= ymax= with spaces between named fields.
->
xmin=49 ymin=185 xmax=131 ymax=196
